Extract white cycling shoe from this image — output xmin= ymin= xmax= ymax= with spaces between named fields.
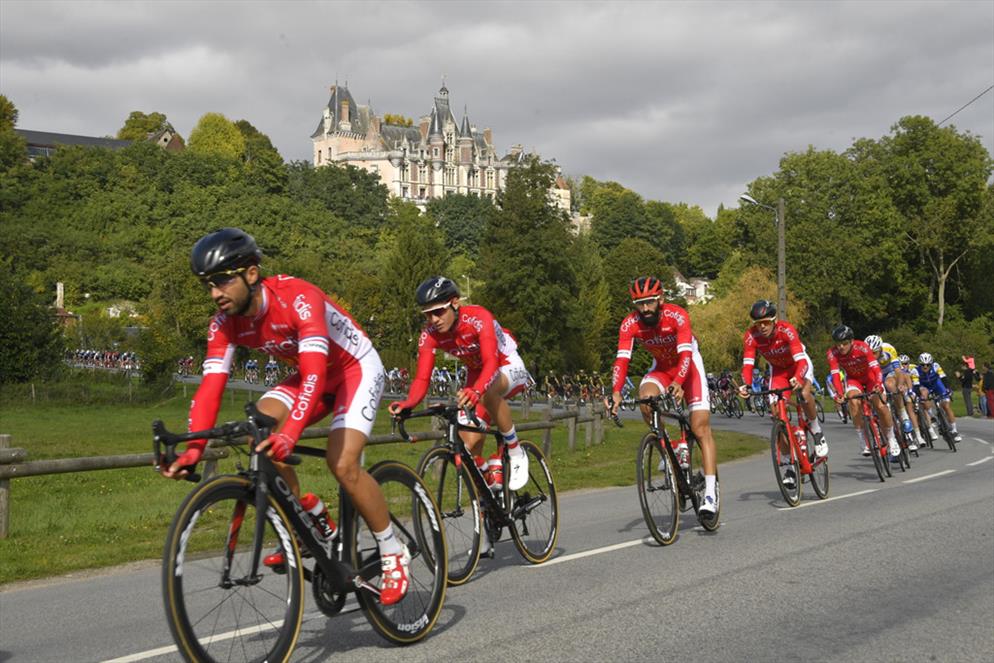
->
xmin=507 ymin=449 xmax=529 ymax=490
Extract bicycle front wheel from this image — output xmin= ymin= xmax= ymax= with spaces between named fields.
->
xmin=636 ymin=433 xmax=679 ymax=545
xmin=688 ymin=434 xmax=720 ymax=530
xmin=416 ymin=446 xmax=482 ymax=586
xmin=806 ymin=437 xmax=830 ymax=500
xmin=508 ymin=440 xmax=559 ymax=563
xmin=162 ymin=475 xmax=304 ymax=663
xmin=770 ymin=424 xmax=801 ymax=507
xmin=815 ymin=399 xmax=825 ymax=423
xmin=349 ymin=461 xmax=447 ymax=645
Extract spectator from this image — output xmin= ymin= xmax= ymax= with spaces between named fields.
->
xmin=955 ymin=360 xmax=979 ymax=417
xmin=982 ymin=362 xmax=994 ymax=420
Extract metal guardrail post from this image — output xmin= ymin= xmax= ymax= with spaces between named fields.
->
xmin=0 ymin=434 xmax=9 ymax=538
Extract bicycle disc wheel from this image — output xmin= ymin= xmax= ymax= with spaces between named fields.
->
xmin=770 ymin=424 xmax=801 ymax=507
xmin=864 ymin=419 xmax=886 ymax=482
xmin=349 ymin=461 xmax=447 ymax=645
xmin=507 ymin=440 xmax=559 ymax=563
xmin=162 ymin=475 xmax=303 ymax=663
xmin=636 ymin=433 xmax=679 ymax=545
xmin=807 ymin=439 xmax=830 ymax=499
xmin=416 ymin=446 xmax=481 ymax=586
xmin=688 ymin=434 xmax=720 ymax=530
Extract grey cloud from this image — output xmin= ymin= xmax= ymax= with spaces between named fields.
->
xmin=1 ymin=0 xmax=991 ymax=216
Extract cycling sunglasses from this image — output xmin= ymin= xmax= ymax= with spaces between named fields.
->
xmin=200 ymin=267 xmax=248 ymax=289
xmin=631 ymin=296 xmax=660 ymax=308
xmin=422 ymin=304 xmax=451 ymax=319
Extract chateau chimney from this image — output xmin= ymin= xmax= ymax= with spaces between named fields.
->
xmin=484 ymin=128 xmax=493 ymax=145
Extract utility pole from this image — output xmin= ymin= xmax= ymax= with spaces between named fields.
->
xmin=777 ymin=197 xmax=786 ymax=318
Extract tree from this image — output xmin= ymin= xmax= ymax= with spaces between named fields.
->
xmin=235 ymin=119 xmax=287 ymax=193
xmin=0 ymin=259 xmax=66 ymax=382
xmin=477 ymin=156 xmax=582 ymax=374
xmin=425 ymin=193 xmax=497 ymax=259
xmin=116 ymin=111 xmax=170 ymax=141
xmin=872 ymin=116 xmax=993 ymax=327
xmin=382 ymin=114 xmax=413 ymax=127
xmin=286 ymin=161 xmax=390 ymax=230
xmin=0 ymin=94 xmax=19 ymax=131
xmin=187 ymin=112 xmax=246 ymax=161
xmin=0 ymin=94 xmax=26 ymax=171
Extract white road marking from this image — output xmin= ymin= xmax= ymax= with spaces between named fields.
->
xmin=792 ymin=488 xmax=879 ymax=508
xmin=529 ymin=538 xmax=650 ymax=568
xmin=967 ymin=456 xmax=994 ymax=467
xmin=903 ymin=469 xmax=956 ymax=484
xmin=971 ymin=437 xmax=990 ymax=446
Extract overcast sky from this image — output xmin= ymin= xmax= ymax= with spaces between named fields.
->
xmin=2 ymin=0 xmax=992 ymax=217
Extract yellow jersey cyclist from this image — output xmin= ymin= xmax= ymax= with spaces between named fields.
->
xmin=864 ymin=335 xmax=926 ymax=450
xmin=914 ymin=353 xmax=964 ymax=444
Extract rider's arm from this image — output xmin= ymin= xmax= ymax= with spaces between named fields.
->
xmin=274 ymin=287 xmax=332 ymax=444
xmin=671 ymin=307 xmax=694 ymax=387
xmin=782 ymin=323 xmax=809 ymax=382
xmin=468 ymin=310 xmax=500 ymax=395
xmin=186 ymin=316 xmax=236 ymax=455
xmin=398 ymin=331 xmax=438 ymax=408
xmin=826 ymin=349 xmax=844 ymax=396
xmin=611 ymin=316 xmax=636 ymax=393
xmin=741 ymin=330 xmax=756 ymax=385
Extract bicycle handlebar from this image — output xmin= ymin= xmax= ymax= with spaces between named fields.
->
xmin=393 ymin=403 xmax=486 ymax=443
xmin=152 ymin=402 xmax=295 ymax=482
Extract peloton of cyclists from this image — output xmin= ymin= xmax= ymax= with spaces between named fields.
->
xmin=864 ymin=335 xmax=926 ymax=451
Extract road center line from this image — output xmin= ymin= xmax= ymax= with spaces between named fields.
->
xmin=529 ymin=538 xmax=649 ymax=568
xmin=903 ymin=469 xmax=956 ymax=484
xmin=793 ymin=488 xmax=879 ymax=508
xmin=967 ymin=456 xmax=994 ymax=467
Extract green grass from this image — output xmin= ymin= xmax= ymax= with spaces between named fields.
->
xmin=0 ymin=384 xmax=766 ymax=584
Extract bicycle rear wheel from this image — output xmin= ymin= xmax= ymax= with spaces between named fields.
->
xmin=636 ymin=433 xmax=679 ymax=545
xmin=416 ymin=446 xmax=481 ymax=586
xmin=864 ymin=419 xmax=887 ymax=482
xmin=162 ymin=475 xmax=304 ymax=663
xmin=807 ymin=440 xmax=830 ymax=499
xmin=770 ymin=424 xmax=801 ymax=507
xmin=732 ymin=396 xmax=744 ymax=419
xmin=507 ymin=440 xmax=559 ymax=563
xmin=917 ymin=406 xmax=935 ymax=449
xmin=815 ymin=399 xmax=825 ymax=423
xmin=688 ymin=434 xmax=720 ymax=530
xmin=349 ymin=461 xmax=447 ymax=645
xmin=935 ymin=408 xmax=957 ymax=451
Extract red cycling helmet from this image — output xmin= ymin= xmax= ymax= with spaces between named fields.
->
xmin=629 ymin=276 xmax=663 ymax=301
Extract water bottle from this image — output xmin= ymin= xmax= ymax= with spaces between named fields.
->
xmin=487 ymin=453 xmax=504 ymax=492
xmin=796 ymin=428 xmax=807 ymax=453
xmin=300 ymin=492 xmax=337 ymax=540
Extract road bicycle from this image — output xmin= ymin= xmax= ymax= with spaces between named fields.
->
xmin=814 ymin=397 xmax=826 ymax=423
xmin=885 ymin=389 xmax=916 ymax=468
xmin=153 ymin=403 xmax=448 ymax=663
xmin=920 ymin=395 xmax=958 ymax=452
xmin=627 ymin=393 xmax=720 ymax=545
xmin=396 ymin=404 xmax=559 ymax=585
xmin=754 ymin=387 xmax=829 ymax=506
xmin=845 ymin=392 xmax=893 ymax=482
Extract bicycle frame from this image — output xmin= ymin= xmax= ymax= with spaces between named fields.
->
xmin=755 ymin=387 xmax=822 ymax=476
xmin=634 ymin=394 xmax=702 ymax=512
xmin=153 ymin=403 xmax=380 ymax=598
xmin=846 ymin=392 xmax=890 ymax=464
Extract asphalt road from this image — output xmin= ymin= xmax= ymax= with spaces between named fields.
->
xmin=1 ymin=413 xmax=991 ymax=663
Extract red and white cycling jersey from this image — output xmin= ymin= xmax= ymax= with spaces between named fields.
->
xmin=740 ymin=320 xmax=810 ymax=384
xmin=402 ymin=304 xmax=518 ymax=406
xmin=612 ymin=303 xmax=695 ymax=393
xmin=827 ymin=340 xmax=882 ymax=395
xmin=188 ymin=275 xmax=376 ymax=450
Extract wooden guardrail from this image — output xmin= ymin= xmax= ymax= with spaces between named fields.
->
xmin=0 ymin=403 xmax=607 ymax=539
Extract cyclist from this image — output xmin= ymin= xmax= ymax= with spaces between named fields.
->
xmin=865 ymin=335 xmax=925 ymax=450
xmin=388 ymin=276 xmax=532 ymax=496
xmin=607 ymin=276 xmax=719 ymax=518
xmin=826 ymin=325 xmax=901 ymax=459
xmin=915 ymin=352 xmax=964 ymax=443
xmin=159 ymin=228 xmax=410 ymax=605
xmin=738 ymin=301 xmax=827 ymax=489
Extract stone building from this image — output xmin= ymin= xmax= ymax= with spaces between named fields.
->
xmin=311 ymin=82 xmax=570 ymax=211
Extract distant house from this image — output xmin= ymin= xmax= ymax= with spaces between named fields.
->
xmin=149 ymin=125 xmax=185 ymax=152
xmin=14 ymin=129 xmax=132 ymax=160
xmin=673 ymin=270 xmax=713 ymax=305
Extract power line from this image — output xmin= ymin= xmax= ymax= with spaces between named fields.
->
xmin=937 ymin=84 xmax=994 ymax=126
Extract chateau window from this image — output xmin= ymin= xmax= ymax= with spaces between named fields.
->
xmin=419 ymin=187 xmax=426 ymax=199
xmin=433 ymin=147 xmax=439 ymax=158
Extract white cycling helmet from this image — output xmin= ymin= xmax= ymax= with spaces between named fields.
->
xmin=918 ymin=352 xmax=933 ymax=365
xmin=898 ymin=354 xmax=910 ymax=363
xmin=864 ymin=335 xmax=883 ymax=352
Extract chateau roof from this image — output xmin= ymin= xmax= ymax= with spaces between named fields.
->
xmin=311 ymin=84 xmax=367 ymax=138
xmin=428 ymin=106 xmax=442 ymax=136
xmin=460 ymin=111 xmax=471 ymax=137
xmin=16 ymin=129 xmax=132 ymax=151
xmin=379 ymin=123 xmax=423 ymax=149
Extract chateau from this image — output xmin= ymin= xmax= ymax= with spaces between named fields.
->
xmin=311 ymin=83 xmax=570 ymax=210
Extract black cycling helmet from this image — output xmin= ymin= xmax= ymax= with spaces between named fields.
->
xmin=749 ymin=299 xmax=777 ymax=322
xmin=190 ymin=228 xmax=262 ymax=277
xmin=415 ymin=276 xmax=460 ymax=310
xmin=831 ymin=324 xmax=854 ymax=342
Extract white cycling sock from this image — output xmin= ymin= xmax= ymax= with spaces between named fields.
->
xmin=704 ymin=474 xmax=717 ymax=498
xmin=502 ymin=427 xmax=523 ymax=455
xmin=374 ymin=524 xmax=403 ymax=556
xmin=808 ymin=418 xmax=822 ymax=434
